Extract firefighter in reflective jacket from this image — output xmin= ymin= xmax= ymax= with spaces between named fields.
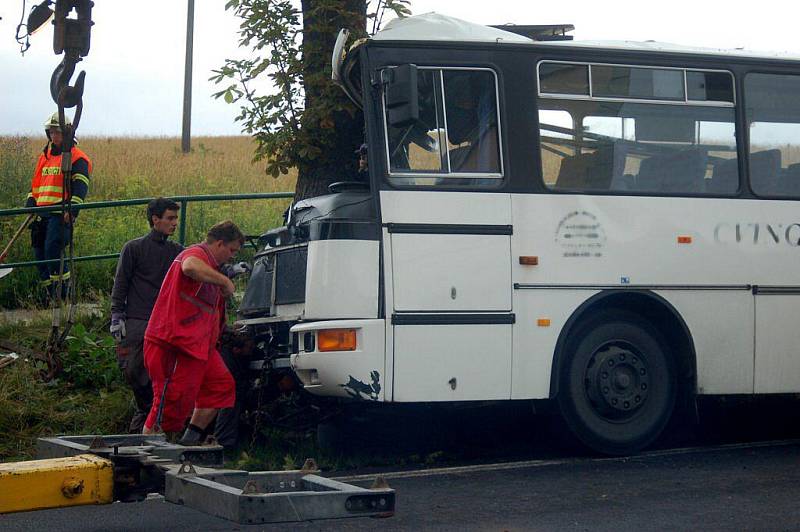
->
xmin=26 ymin=113 xmax=92 ymax=297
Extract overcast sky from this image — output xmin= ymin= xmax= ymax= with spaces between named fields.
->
xmin=1 ymin=0 xmax=799 ymax=136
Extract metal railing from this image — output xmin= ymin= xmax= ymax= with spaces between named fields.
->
xmin=0 ymin=192 xmax=294 ymax=269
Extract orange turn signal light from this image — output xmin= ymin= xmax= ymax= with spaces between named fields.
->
xmin=519 ymin=256 xmax=539 ymax=266
xmin=537 ymin=318 xmax=551 ymax=327
xmin=317 ymin=329 xmax=357 ymax=352
xmin=677 ymin=235 xmax=692 ymax=244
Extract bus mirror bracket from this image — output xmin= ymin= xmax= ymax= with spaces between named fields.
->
xmin=382 ymin=64 xmax=419 ymax=128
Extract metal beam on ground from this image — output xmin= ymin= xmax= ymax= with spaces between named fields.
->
xmin=18 ymin=434 xmax=397 ymax=523
xmin=0 ymin=454 xmax=113 ymax=514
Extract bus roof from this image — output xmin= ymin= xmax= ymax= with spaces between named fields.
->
xmin=373 ymin=13 xmax=800 ymax=63
xmin=373 ymin=12 xmax=534 ymax=44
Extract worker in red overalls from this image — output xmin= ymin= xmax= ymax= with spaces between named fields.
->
xmin=141 ymin=220 xmax=243 ymax=445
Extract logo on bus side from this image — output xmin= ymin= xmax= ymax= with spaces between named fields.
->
xmin=714 ymin=223 xmax=800 ymax=246
xmin=555 ymin=211 xmax=607 ymax=258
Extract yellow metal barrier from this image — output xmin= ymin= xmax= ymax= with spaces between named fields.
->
xmin=0 ymin=454 xmax=113 ymax=514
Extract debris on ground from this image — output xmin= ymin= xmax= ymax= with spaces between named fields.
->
xmin=0 ymin=353 xmax=19 ymax=370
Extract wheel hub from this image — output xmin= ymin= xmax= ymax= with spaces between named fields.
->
xmin=585 ymin=344 xmax=650 ymax=420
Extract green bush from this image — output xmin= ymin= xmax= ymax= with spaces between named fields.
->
xmin=62 ymin=323 xmax=122 ymax=389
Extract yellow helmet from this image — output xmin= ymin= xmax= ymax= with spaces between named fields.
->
xmin=44 ymin=112 xmax=72 ymax=130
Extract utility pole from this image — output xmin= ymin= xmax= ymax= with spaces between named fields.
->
xmin=181 ymin=0 xmax=195 ymax=153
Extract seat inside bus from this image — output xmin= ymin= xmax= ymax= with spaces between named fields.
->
xmin=707 ymin=157 xmax=738 ymax=193
xmin=555 ymin=146 xmax=709 ymax=193
xmin=635 ymin=149 xmax=707 ymax=193
xmin=748 ymin=149 xmax=782 ymax=194
xmin=555 ymin=148 xmax=614 ymax=189
xmin=780 ymin=162 xmax=800 ymax=195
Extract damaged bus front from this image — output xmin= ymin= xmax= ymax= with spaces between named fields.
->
xmin=236 ymin=32 xmax=387 ymax=407
xmin=237 ymin=14 xmax=526 ymax=414
xmin=237 ymin=187 xmax=385 ymax=402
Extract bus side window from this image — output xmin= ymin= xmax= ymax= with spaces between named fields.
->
xmin=384 ymin=67 xmax=503 ymax=185
xmin=745 ymin=73 xmax=800 ymax=198
xmin=538 ymin=62 xmax=737 ymax=197
xmin=386 ymin=69 xmax=445 ymax=173
xmin=443 ymin=71 xmax=500 ymax=174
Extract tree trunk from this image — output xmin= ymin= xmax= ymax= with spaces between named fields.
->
xmin=296 ymin=0 xmax=367 ymax=201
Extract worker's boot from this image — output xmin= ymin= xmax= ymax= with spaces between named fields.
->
xmin=178 ymin=424 xmax=206 ymax=446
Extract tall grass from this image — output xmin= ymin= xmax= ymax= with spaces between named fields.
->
xmin=0 ymin=314 xmax=132 ymax=461
xmin=0 ymin=136 xmax=296 ymax=309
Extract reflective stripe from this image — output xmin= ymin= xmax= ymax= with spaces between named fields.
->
xmin=73 ymin=174 xmax=90 ymax=187
xmin=33 ymin=185 xmax=64 ymax=194
xmin=70 ymin=196 xmax=84 ymax=204
xmin=39 ymin=279 xmax=52 ymax=287
xmin=36 ymin=195 xmax=65 ymax=205
xmin=49 ymin=271 xmax=71 ymax=282
xmin=179 ymin=291 xmax=215 ymax=314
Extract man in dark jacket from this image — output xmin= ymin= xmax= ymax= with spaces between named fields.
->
xmin=110 ymin=198 xmax=183 ymax=433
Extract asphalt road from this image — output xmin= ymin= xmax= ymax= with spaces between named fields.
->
xmin=3 ymin=439 xmax=800 ymax=531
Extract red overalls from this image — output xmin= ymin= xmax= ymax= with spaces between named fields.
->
xmin=142 ymin=244 xmax=235 ymax=432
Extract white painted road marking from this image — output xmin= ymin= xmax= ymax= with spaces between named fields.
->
xmin=331 ymin=438 xmax=800 ymax=483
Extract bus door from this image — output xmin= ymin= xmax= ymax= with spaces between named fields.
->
xmin=378 ymin=66 xmax=513 ymax=402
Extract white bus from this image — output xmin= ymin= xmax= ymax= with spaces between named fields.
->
xmin=238 ymin=13 xmax=800 ymax=454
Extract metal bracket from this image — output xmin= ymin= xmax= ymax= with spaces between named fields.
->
xmin=36 ymin=434 xmax=395 ymax=523
xmin=177 ymin=462 xmax=197 ymax=476
xmin=37 ymin=434 xmax=224 ymax=503
xmin=165 ymin=468 xmax=395 ymax=524
xmin=37 ymin=434 xmax=224 ymax=466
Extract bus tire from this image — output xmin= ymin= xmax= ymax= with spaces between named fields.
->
xmin=557 ymin=309 xmax=676 ymax=455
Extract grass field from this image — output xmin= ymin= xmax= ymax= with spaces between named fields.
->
xmin=0 ymin=135 xmax=296 ymax=309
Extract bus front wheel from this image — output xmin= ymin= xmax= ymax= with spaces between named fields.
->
xmin=557 ymin=310 xmax=676 ymax=455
